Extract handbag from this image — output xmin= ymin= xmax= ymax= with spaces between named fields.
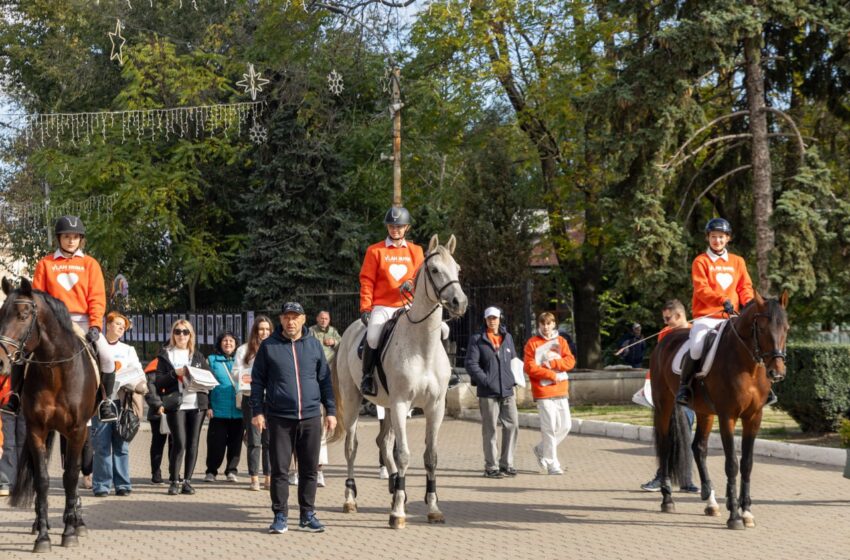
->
xmin=116 ymin=394 xmax=141 ymax=442
xmin=161 ymin=390 xmax=182 ymax=413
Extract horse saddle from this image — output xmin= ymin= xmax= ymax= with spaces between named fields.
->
xmin=673 ymin=321 xmax=729 ymax=379
xmin=357 ymin=309 xmax=406 ymax=393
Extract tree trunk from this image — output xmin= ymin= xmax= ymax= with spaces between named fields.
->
xmin=566 ymin=190 xmax=603 ymax=369
xmin=744 ymin=25 xmax=773 ymax=293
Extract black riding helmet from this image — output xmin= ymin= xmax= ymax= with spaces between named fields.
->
xmin=384 ymin=206 xmax=411 ymax=226
xmin=55 ymin=215 xmax=86 ymax=237
xmin=704 ymin=217 xmax=732 ymax=236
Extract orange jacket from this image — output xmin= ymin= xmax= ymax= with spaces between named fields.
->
xmin=691 ymin=251 xmax=754 ymax=319
xmin=33 ymin=252 xmax=106 ymax=328
xmin=523 ymin=335 xmax=576 ymax=400
xmin=359 ymin=240 xmax=424 ymax=312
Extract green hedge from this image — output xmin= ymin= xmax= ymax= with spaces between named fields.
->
xmin=774 ymin=343 xmax=850 ymax=433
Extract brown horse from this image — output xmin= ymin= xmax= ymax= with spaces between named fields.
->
xmin=1 ymin=277 xmax=98 ymax=552
xmin=650 ymin=291 xmax=789 ymax=529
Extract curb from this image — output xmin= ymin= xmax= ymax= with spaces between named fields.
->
xmin=458 ymin=409 xmax=847 ymax=468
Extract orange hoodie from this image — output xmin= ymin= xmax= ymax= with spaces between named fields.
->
xmin=32 ymin=252 xmax=107 ymax=328
xmin=691 ymin=251 xmax=754 ymax=319
xmin=523 ymin=335 xmax=576 ymax=400
xmin=359 ymin=240 xmax=425 ymax=312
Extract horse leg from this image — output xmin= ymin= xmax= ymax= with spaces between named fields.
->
xmin=341 ymin=388 xmax=362 ymax=514
xmin=388 ymin=402 xmax=411 ymax=529
xmin=423 ymin=395 xmax=446 ymax=524
xmin=29 ymin=428 xmax=52 ymax=553
xmin=739 ymin=410 xmax=763 ymax=528
xmin=693 ymin=413 xmax=719 ymax=516
xmin=61 ymin=427 xmax=88 ymax=546
xmin=719 ymin=415 xmax=744 ymax=530
xmin=654 ymin=395 xmax=676 ymax=513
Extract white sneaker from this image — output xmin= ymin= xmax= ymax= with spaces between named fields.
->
xmin=204 ymin=473 xmax=216 ymax=482
xmin=316 ymin=471 xmax=325 ymax=488
xmin=288 ymin=472 xmax=298 ymax=486
xmin=226 ymin=473 xmax=238 ymax=483
xmin=378 ymin=466 xmax=389 ymax=480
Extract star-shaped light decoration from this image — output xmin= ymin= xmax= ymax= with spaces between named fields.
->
xmin=236 ymin=64 xmax=270 ymax=101
xmin=109 ymin=19 xmax=127 ymax=65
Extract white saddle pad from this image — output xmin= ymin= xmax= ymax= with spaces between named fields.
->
xmin=671 ymin=320 xmax=729 ymax=378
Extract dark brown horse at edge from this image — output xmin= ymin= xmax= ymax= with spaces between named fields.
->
xmin=650 ymin=290 xmax=789 ymax=529
xmin=1 ymin=277 xmax=98 ymax=552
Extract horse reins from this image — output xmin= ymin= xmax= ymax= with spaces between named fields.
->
xmin=726 ymin=307 xmax=787 ymax=368
xmin=0 ymin=296 xmax=91 ymax=368
xmin=404 ymin=251 xmax=461 ymax=325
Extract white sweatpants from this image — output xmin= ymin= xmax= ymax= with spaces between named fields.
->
xmin=72 ymin=317 xmax=116 ymax=374
xmin=535 ymin=397 xmax=571 ymax=470
xmin=688 ymin=317 xmax=724 ymax=360
xmin=366 ymin=305 xmax=449 ymax=349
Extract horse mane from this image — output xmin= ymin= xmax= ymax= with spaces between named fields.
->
xmin=35 ymin=290 xmax=77 ymax=335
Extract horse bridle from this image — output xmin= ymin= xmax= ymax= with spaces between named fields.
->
xmin=0 ymin=296 xmax=91 ymax=369
xmin=728 ymin=308 xmax=787 ymax=371
xmin=405 ymin=252 xmax=462 ymax=325
xmin=0 ymin=298 xmax=38 ymax=367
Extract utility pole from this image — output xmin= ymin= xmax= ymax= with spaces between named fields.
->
xmin=390 ymin=67 xmax=403 ymax=207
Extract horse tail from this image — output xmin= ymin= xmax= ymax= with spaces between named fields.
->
xmin=9 ymin=430 xmax=54 ymax=508
xmin=653 ymin=403 xmax=690 ymax=486
xmin=326 ymin=350 xmax=346 ymax=444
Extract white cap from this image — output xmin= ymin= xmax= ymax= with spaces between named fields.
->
xmin=483 ymin=307 xmax=501 ymax=319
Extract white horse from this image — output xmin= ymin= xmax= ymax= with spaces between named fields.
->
xmin=330 ymin=234 xmax=468 ymax=528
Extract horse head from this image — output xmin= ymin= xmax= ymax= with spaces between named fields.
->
xmin=0 ymin=277 xmax=41 ymax=376
xmin=742 ymin=290 xmax=790 ymax=382
xmin=418 ymin=234 xmax=468 ymax=318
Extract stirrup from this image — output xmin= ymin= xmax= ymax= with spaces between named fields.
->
xmin=0 ymin=393 xmax=21 ymax=416
xmin=98 ymin=400 xmax=118 ymax=423
xmin=675 ymin=386 xmax=692 ymax=406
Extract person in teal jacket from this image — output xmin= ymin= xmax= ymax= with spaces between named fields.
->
xmin=204 ymin=331 xmax=244 ymax=482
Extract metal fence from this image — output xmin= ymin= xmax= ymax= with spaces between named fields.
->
xmin=123 ymin=284 xmax=535 ymax=364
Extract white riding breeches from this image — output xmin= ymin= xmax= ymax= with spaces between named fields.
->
xmin=72 ymin=317 xmax=116 ymax=374
xmin=689 ymin=317 xmax=724 ymax=360
xmin=366 ymin=305 xmax=450 ymax=349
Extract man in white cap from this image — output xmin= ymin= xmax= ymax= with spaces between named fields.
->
xmin=464 ymin=306 xmax=519 ymax=478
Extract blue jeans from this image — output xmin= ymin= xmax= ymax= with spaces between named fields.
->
xmin=90 ymin=413 xmax=131 ymax=493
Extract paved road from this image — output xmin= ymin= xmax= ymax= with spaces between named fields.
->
xmin=1 ymin=417 xmax=848 ymax=559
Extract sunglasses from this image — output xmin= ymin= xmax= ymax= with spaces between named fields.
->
xmin=173 ymin=328 xmax=191 ymax=336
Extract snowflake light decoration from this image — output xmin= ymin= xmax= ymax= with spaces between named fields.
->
xmin=327 ymin=69 xmax=344 ymax=96
xmin=249 ymin=123 xmax=268 ymax=144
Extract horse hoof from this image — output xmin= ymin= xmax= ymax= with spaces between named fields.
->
xmin=727 ymin=518 xmax=745 ymax=530
xmin=75 ymin=525 xmax=88 ymax=537
xmin=342 ymin=502 xmax=357 ymax=514
xmin=389 ymin=515 xmax=406 ymax=529
xmin=704 ymin=506 xmax=720 ymax=517
xmin=33 ymin=540 xmax=51 ymax=554
xmin=61 ymin=534 xmax=79 ymax=548
xmin=427 ymin=512 xmax=445 ymax=524
xmin=661 ymin=502 xmax=676 ymax=514
xmin=742 ymin=512 xmax=755 ymax=528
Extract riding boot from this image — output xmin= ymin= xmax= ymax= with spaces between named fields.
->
xmin=765 ymin=389 xmax=778 ymax=407
xmin=361 ymin=345 xmax=378 ymax=397
xmin=97 ymin=371 xmax=118 ymax=423
xmin=0 ymin=363 xmax=25 ymax=416
xmin=675 ymin=355 xmax=698 ymax=406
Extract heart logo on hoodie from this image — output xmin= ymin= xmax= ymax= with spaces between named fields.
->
xmin=57 ymin=272 xmax=80 ymax=291
xmin=715 ymin=272 xmax=733 ymax=290
xmin=388 ymin=264 xmax=408 ymax=282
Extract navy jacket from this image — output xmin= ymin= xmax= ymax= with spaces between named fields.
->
xmin=250 ymin=325 xmax=336 ymax=420
xmin=464 ymin=326 xmax=518 ymax=399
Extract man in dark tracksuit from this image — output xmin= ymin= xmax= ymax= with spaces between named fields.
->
xmin=251 ymin=302 xmax=337 ymax=534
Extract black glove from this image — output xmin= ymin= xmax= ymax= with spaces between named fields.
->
xmin=400 ymin=280 xmax=414 ymax=293
xmin=86 ymin=326 xmax=100 ymax=343
xmin=723 ymin=300 xmax=735 ymax=315
xmin=361 ymin=311 xmax=371 ymax=326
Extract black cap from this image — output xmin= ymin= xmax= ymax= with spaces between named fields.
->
xmin=281 ymin=301 xmax=305 ymax=315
